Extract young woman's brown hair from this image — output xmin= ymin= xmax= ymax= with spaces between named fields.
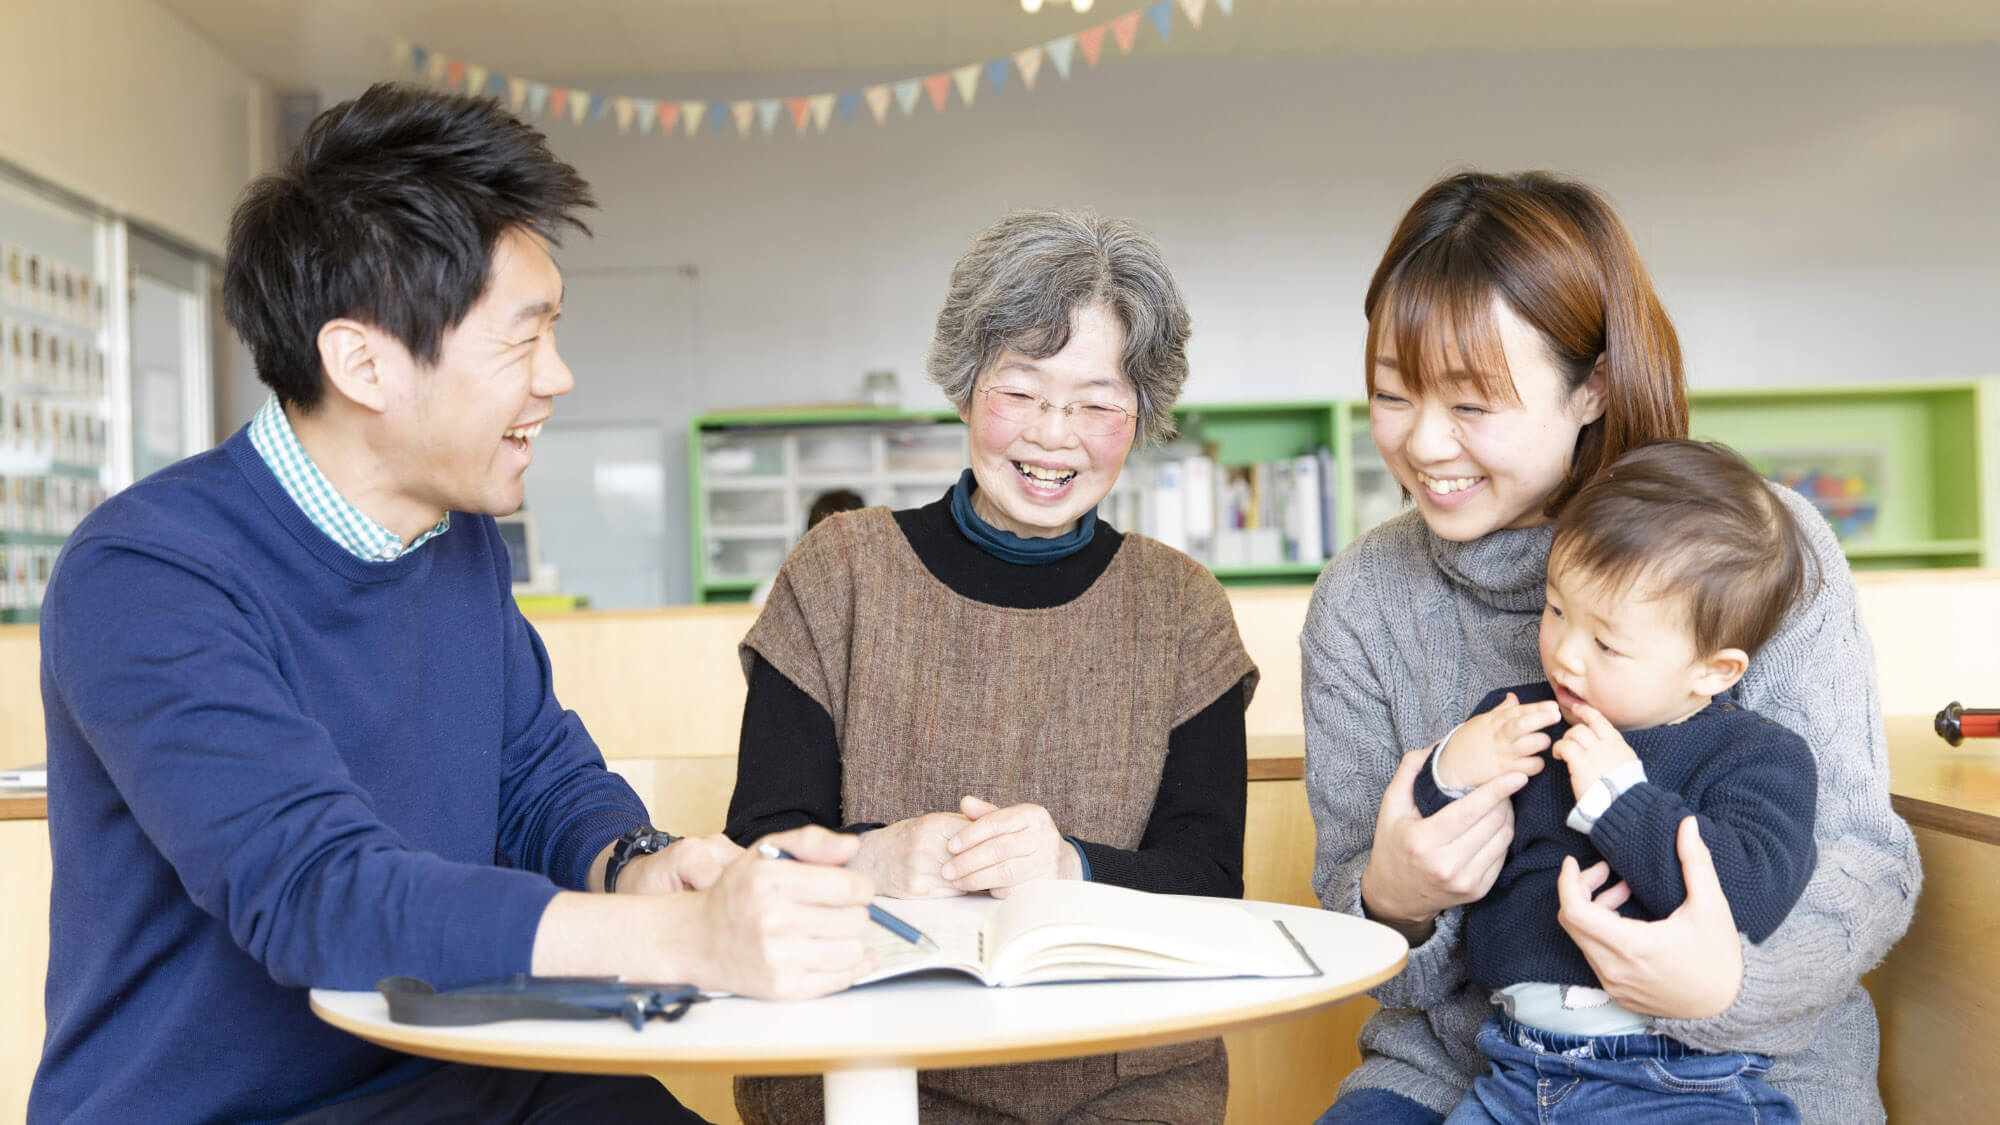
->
xmin=1363 ymin=171 xmax=1689 ymax=517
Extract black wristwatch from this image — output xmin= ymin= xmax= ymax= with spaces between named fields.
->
xmin=603 ymin=826 xmax=681 ymax=893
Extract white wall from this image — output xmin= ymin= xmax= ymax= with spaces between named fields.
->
xmin=359 ymin=44 xmax=1998 ymax=603
xmin=0 ymin=0 xmax=273 ymax=254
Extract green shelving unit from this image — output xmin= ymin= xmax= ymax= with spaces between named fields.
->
xmin=1686 ymin=378 xmax=1996 ymax=570
xmin=690 ymin=401 xmax=1350 ymax=602
xmin=689 ymin=379 xmax=1996 ymax=602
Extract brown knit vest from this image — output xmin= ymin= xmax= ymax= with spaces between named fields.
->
xmin=735 ymin=508 xmax=1256 ymax=1125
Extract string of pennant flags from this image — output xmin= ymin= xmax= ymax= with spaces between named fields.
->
xmin=392 ymin=0 xmax=1232 ymax=140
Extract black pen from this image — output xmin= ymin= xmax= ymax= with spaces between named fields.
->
xmin=755 ymin=843 xmax=937 ymax=951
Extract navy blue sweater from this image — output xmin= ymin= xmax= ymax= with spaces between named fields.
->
xmin=30 ymin=429 xmax=649 ymax=1124
xmin=1414 ymin=683 xmax=1817 ymax=995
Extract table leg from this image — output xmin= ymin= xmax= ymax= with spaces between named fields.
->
xmin=822 ymin=1066 xmax=917 ymax=1125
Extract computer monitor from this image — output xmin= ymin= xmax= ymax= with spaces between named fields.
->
xmin=494 ymin=510 xmax=558 ymax=594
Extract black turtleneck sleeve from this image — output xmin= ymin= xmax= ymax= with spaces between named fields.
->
xmin=724 ymin=653 xmax=1248 ymax=898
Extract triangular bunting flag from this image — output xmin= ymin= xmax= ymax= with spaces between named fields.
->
xmin=865 ymin=85 xmax=893 ymax=124
xmin=1113 ymin=11 xmax=1142 ymax=53
xmin=382 ymin=1 xmax=1233 ymax=148
xmin=923 ymin=73 xmax=951 ymax=112
xmin=1078 ymin=26 xmax=1107 ymax=66
xmin=1045 ymin=35 xmax=1077 ymax=79
xmin=952 ymin=64 xmax=981 ymax=107
xmin=1014 ymin=47 xmax=1045 ymax=90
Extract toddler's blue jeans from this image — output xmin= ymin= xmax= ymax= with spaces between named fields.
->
xmin=1444 ymin=1013 xmax=1798 ymax=1124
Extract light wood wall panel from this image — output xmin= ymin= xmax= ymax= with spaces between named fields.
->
xmin=1863 ymin=824 xmax=2000 ymax=1125
xmin=1229 ymin=588 xmax=1310 ymax=738
xmin=0 ymin=818 xmax=52 ymax=1123
xmin=5 ymin=569 xmax=1992 ymax=771
xmin=1851 ymin=570 xmax=2000 ymax=718
xmin=0 ymin=628 xmax=41 ymax=771
xmin=534 ymin=607 xmax=758 ymax=761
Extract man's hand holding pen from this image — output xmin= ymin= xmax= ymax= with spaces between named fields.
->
xmin=685 ymin=825 xmax=879 ymax=1001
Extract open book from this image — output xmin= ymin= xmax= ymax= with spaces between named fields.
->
xmin=858 ymin=880 xmax=1320 ymax=988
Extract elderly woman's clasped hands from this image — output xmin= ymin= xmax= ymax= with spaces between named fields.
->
xmin=849 ymin=796 xmax=1081 ymax=900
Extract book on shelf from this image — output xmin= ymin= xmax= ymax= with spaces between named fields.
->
xmin=1110 ymin=446 xmax=1336 ymax=569
xmin=856 ymin=880 xmax=1320 ymax=989
xmin=1316 ymin=447 xmax=1339 ymax=560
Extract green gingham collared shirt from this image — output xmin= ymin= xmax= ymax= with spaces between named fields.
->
xmin=248 ymin=396 xmax=451 ymax=562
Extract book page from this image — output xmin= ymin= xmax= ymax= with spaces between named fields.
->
xmin=986 ymin=882 xmax=1317 ymax=986
xmin=854 ymin=895 xmax=1001 ymax=986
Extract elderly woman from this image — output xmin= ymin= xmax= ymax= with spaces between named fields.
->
xmin=724 ymin=210 xmax=1258 ymax=1124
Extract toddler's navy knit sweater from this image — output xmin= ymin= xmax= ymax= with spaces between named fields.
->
xmin=1414 ymin=682 xmax=1817 ymax=994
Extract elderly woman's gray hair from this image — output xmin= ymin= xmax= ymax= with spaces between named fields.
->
xmin=927 ymin=210 xmax=1190 ymax=444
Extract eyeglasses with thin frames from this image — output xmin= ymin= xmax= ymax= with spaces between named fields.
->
xmin=974 ymin=385 xmax=1137 ymax=437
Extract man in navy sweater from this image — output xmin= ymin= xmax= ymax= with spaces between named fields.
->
xmin=30 ymin=85 xmax=876 ymax=1125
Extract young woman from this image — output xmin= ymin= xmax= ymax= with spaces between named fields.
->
xmin=1304 ymin=171 xmax=1919 ymax=1124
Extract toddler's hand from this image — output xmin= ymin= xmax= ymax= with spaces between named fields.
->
xmin=1437 ymin=693 xmax=1559 ymax=789
xmin=1551 ymin=704 xmax=1639 ymax=800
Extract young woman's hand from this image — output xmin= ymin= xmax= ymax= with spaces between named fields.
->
xmin=1437 ymin=692 xmax=1559 ymax=789
xmin=848 ymin=812 xmax=972 ymax=899
xmin=1556 ymin=817 xmax=1744 ymax=1019
xmin=1360 ymin=748 xmax=1529 ymax=943
xmin=943 ymin=796 xmax=1083 ymax=898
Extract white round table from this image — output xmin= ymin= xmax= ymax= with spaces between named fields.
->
xmin=311 ymin=899 xmax=1406 ymax=1125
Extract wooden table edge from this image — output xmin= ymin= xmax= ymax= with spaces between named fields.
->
xmin=1891 ymin=793 xmax=2000 ymax=846
xmin=310 ymin=949 xmax=1408 ymax=1077
xmin=0 ymin=792 xmax=46 ymax=820
xmin=1254 ymin=755 xmax=2000 ymax=845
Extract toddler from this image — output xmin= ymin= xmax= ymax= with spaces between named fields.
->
xmin=1416 ymin=439 xmax=1820 ymax=1124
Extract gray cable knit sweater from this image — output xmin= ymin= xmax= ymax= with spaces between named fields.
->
xmin=1302 ymin=486 xmax=1921 ymax=1122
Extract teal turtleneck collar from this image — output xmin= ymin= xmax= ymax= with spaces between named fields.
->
xmin=948 ymin=468 xmax=1099 ymax=565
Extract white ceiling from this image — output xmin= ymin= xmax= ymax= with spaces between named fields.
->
xmin=158 ymin=0 xmax=2000 ymax=92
